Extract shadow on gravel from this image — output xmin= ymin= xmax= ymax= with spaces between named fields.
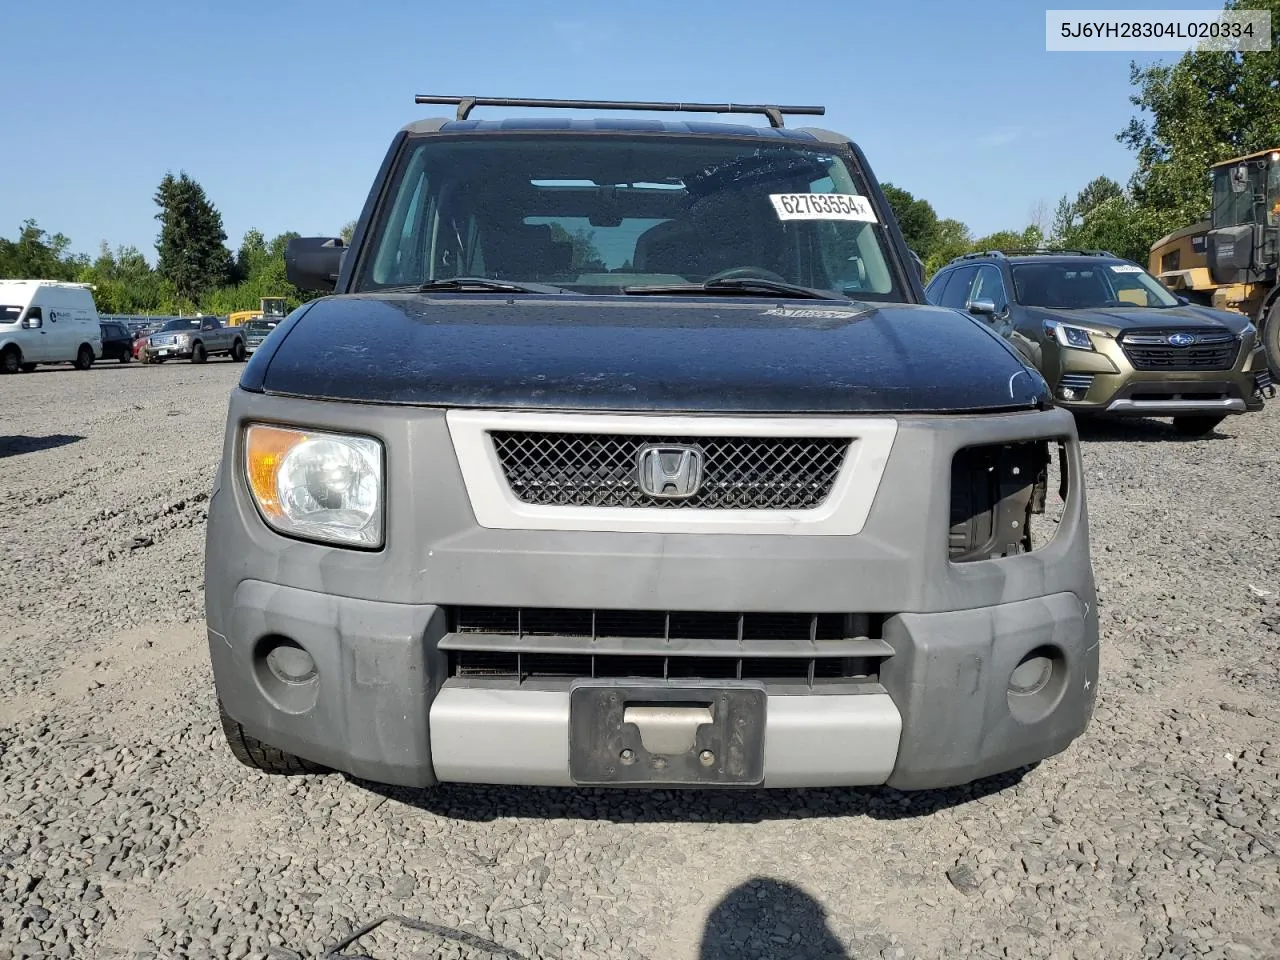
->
xmin=346 ymin=765 xmax=1032 ymax=823
xmin=1075 ymin=416 xmax=1232 ymax=444
xmin=0 ymin=433 xmax=85 ymax=458
xmin=698 ymin=877 xmax=849 ymax=959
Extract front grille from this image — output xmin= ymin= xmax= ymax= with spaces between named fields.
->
xmin=448 ymin=649 xmax=866 ymax=684
xmin=151 ymin=334 xmax=178 ymax=346
xmin=490 ymin=432 xmax=849 ymax=509
xmin=445 ymin=606 xmax=887 ymax=687
xmin=1120 ymin=332 xmax=1238 ymax=371
xmin=453 ymin=607 xmax=854 ymax=641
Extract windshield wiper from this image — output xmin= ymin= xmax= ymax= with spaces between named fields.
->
xmin=621 ymin=277 xmax=846 ymax=301
xmin=413 ymin=277 xmax=568 ymax=294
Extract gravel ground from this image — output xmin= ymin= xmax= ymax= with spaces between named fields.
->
xmin=2 ymin=360 xmax=1279 ymax=960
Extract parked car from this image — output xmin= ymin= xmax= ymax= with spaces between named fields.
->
xmin=242 ymin=318 xmax=279 ymax=355
xmin=99 ymin=320 xmax=134 ymax=363
xmin=142 ymin=316 xmax=246 ymax=363
xmin=205 ymin=94 xmax=1099 ymax=793
xmin=131 ymin=329 xmax=151 ymax=361
xmin=925 ymin=249 xmax=1270 ymax=436
xmin=0 ymin=279 xmax=104 ymax=373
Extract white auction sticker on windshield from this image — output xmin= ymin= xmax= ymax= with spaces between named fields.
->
xmin=1110 ymin=264 xmax=1143 ymax=273
xmin=769 ymin=193 xmax=878 ymax=222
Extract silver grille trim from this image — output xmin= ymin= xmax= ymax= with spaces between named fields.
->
xmin=446 ymin=411 xmax=900 ymax=536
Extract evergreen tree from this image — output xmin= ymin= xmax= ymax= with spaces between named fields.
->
xmin=154 ymin=172 xmax=233 ymax=302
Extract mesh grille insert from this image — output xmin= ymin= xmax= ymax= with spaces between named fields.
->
xmin=490 ymin=432 xmax=849 ymax=509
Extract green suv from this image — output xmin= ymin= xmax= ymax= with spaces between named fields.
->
xmin=926 ymin=249 xmax=1271 ymax=436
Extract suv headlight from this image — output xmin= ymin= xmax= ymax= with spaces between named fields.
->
xmin=1240 ymin=322 xmax=1257 ymax=339
xmin=243 ymin=424 xmax=384 ymax=548
xmin=1043 ymin=319 xmax=1096 ymax=351
xmin=176 ymin=333 xmax=191 ymax=344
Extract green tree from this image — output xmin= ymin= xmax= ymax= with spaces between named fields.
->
xmin=548 ymin=223 xmax=605 ymax=271
xmin=154 ymin=171 xmax=233 ymax=302
xmin=1119 ymin=0 xmax=1280 ymax=225
xmin=0 ymin=219 xmax=82 ymax=280
xmin=880 ymin=184 xmax=940 ymax=260
xmin=340 ymin=220 xmax=356 ymax=244
xmin=76 ymin=242 xmax=167 ymax=313
xmin=923 ymin=218 xmax=973 ymax=277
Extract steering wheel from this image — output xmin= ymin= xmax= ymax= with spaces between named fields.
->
xmin=705 ymin=266 xmax=789 ymax=283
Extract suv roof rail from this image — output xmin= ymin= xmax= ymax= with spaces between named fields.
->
xmin=946 ymin=247 xmax=1120 ymax=266
xmin=413 ymin=95 xmax=826 ymax=129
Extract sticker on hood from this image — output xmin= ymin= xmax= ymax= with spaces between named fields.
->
xmin=1110 ymin=264 xmax=1143 ymax=273
xmin=762 ymin=306 xmax=869 ymax=320
xmin=769 ymin=193 xmax=877 ymax=222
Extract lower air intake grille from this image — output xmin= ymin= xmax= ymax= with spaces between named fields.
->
xmin=445 ymin=607 xmax=887 ymax=687
xmin=489 ymin=432 xmax=849 ymax=509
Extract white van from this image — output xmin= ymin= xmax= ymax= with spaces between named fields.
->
xmin=0 ymin=280 xmax=104 ymax=373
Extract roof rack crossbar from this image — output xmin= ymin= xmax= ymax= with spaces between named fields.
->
xmin=413 ymin=95 xmax=826 ymax=128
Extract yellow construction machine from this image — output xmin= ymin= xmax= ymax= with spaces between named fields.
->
xmin=1149 ymin=147 xmax=1280 ymax=376
xmin=227 ymin=297 xmax=290 ymax=327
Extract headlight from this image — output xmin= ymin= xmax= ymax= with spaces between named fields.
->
xmin=1043 ymin=319 xmax=1096 ymax=351
xmin=243 ymin=424 xmax=384 ymax=547
xmin=176 ymin=334 xmax=191 ymax=344
xmin=1240 ymin=322 xmax=1257 ymax=339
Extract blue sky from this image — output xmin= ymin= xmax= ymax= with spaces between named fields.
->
xmin=3 ymin=0 xmax=1180 ymax=261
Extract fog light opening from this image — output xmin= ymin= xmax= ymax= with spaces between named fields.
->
xmin=1009 ymin=650 xmax=1053 ymax=695
xmin=253 ymin=634 xmax=321 ymax=715
xmin=1006 ymin=645 xmax=1068 ymax=724
xmin=1059 ymin=387 xmax=1078 ymax=401
xmin=266 ymin=639 xmax=317 ymax=685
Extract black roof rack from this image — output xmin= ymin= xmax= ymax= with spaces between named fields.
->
xmin=413 ymin=95 xmax=826 ymax=129
xmin=948 ymin=247 xmax=1119 ymax=265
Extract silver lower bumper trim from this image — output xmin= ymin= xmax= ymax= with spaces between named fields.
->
xmin=428 ymin=684 xmax=903 ymax=788
xmin=1104 ymin=397 xmax=1245 ymax=414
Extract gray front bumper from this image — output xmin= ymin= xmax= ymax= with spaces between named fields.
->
xmin=205 ymin=390 xmax=1100 ymax=791
xmin=207 ymin=582 xmax=1096 ymax=790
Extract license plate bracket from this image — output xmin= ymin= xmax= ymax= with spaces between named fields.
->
xmin=568 ymin=680 xmax=766 ymax=786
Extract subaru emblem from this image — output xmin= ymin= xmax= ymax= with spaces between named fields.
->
xmin=636 ymin=445 xmax=704 ymax=499
xmin=1167 ymin=332 xmax=1195 ymax=347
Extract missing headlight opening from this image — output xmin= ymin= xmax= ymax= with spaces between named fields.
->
xmin=949 ymin=438 xmax=1069 ymax=563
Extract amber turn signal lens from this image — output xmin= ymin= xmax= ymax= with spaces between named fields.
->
xmin=245 ymin=424 xmax=307 ymax=520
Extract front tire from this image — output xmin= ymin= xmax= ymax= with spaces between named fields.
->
xmin=74 ymin=345 xmax=94 ymax=370
xmin=218 ymin=699 xmax=327 ymax=775
xmin=0 ymin=346 xmax=20 ymax=375
xmin=231 ymin=339 xmax=247 ymax=362
xmin=191 ymin=342 xmax=207 ymax=364
xmin=1172 ymin=415 xmax=1226 ymax=437
xmin=119 ymin=352 xmax=131 ymax=364
xmin=1263 ymin=298 xmax=1280 ymax=382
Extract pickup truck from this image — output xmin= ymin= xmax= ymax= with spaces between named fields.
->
xmin=204 ymin=94 xmax=1099 ymax=794
xmin=143 ymin=317 xmax=246 ymax=363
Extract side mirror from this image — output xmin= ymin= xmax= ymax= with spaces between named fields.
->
xmin=967 ymin=299 xmax=997 ymax=316
xmin=287 ymin=237 xmax=346 ymax=292
xmin=22 ymin=316 xmax=41 ymax=329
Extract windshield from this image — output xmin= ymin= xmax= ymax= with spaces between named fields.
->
xmin=1011 ymin=260 xmax=1180 ymax=309
xmin=158 ymin=319 xmax=200 ymax=332
xmin=245 ymin=321 xmax=277 ymax=334
xmin=356 ymin=134 xmax=905 ymax=299
xmin=0 ymin=304 xmax=21 ymax=324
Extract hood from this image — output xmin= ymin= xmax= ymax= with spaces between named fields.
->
xmin=1026 ymin=302 xmax=1252 ymax=336
xmin=244 ymin=293 xmax=1049 ymax=414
